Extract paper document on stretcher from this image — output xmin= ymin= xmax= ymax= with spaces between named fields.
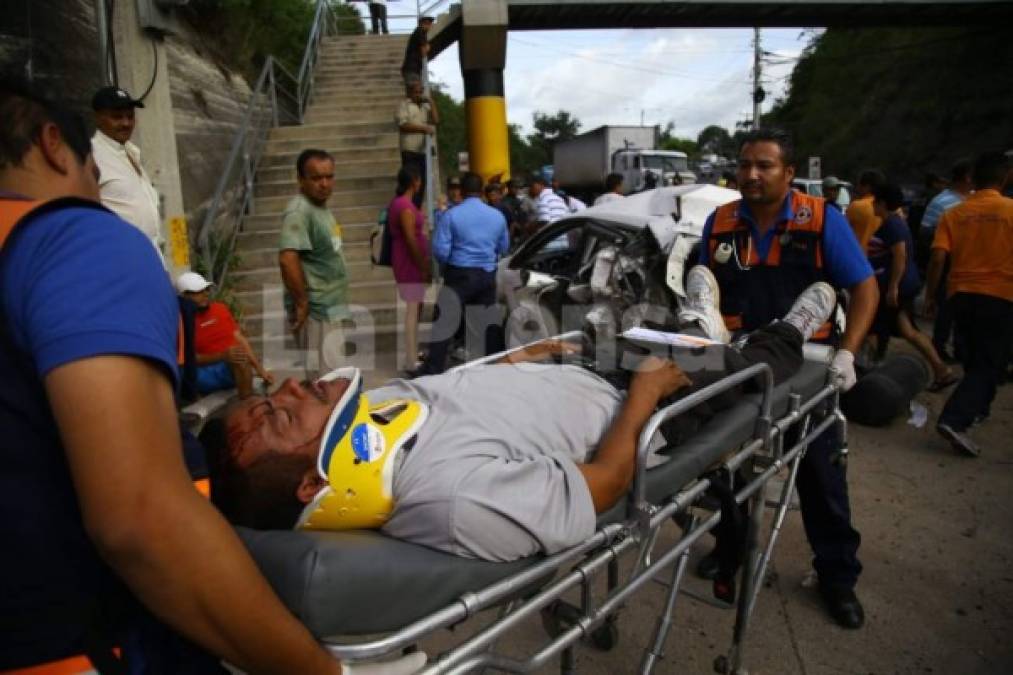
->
xmin=622 ymin=327 xmax=722 ymax=348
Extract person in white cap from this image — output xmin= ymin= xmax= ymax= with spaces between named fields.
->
xmin=177 ymin=271 xmax=273 ymax=399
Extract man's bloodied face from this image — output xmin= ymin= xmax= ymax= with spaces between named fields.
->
xmin=225 ymin=377 xmax=352 ymax=469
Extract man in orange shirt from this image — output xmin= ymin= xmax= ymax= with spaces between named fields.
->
xmin=845 ymin=169 xmax=886 ymax=252
xmin=177 ymin=272 xmax=273 ymax=399
xmin=926 ymin=151 xmax=1013 ymax=456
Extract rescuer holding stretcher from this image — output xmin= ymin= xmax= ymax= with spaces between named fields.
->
xmin=695 ymin=128 xmax=879 ymax=630
xmin=0 ymin=80 xmax=423 ymax=675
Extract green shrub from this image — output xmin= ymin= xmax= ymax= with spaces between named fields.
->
xmin=181 ymin=0 xmax=364 ymax=77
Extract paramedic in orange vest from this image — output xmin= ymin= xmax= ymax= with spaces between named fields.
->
xmin=696 ymin=129 xmax=879 ymax=631
xmin=0 ymin=81 xmax=423 ymax=675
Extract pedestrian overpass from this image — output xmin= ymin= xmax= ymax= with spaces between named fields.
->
xmin=424 ymin=0 xmax=1013 ymax=180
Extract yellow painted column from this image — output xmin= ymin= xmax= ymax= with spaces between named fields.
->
xmin=464 ymin=69 xmax=510 ymax=183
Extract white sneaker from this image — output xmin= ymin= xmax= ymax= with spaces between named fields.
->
xmin=783 ymin=282 xmax=836 ymax=342
xmin=678 ymin=266 xmax=730 ymax=343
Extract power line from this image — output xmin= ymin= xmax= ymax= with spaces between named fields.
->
xmin=509 ymin=36 xmax=752 ymax=83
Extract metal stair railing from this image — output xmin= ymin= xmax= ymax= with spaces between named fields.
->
xmin=195 ymin=0 xmax=339 ymax=289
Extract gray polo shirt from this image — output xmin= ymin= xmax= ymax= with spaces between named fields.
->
xmin=366 ymin=363 xmax=623 ymax=561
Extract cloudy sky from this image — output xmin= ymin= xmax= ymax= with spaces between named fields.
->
xmin=368 ymin=10 xmax=815 ymax=139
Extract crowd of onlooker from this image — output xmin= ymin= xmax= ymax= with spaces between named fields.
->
xmin=832 ymin=155 xmax=1013 ymax=456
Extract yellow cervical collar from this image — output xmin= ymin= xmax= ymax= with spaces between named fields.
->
xmin=295 ymin=368 xmax=428 ymax=531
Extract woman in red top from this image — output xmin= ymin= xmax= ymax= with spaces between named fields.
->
xmin=387 ymin=166 xmax=431 ymax=371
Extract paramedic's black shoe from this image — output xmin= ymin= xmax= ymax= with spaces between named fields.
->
xmin=695 ymin=551 xmax=720 ymax=580
xmin=937 ymin=422 xmax=980 ymax=457
xmin=679 ymin=266 xmax=730 ymax=343
xmin=783 ymin=282 xmax=836 ymax=342
xmin=820 ymin=585 xmax=865 ymax=629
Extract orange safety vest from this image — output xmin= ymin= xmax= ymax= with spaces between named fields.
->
xmin=0 ymin=196 xmax=205 ymax=673
xmin=0 ymin=197 xmax=43 ymax=244
xmin=707 ymin=191 xmax=835 ymax=341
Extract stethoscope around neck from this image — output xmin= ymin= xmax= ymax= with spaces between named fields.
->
xmin=714 ymin=224 xmax=794 ymax=272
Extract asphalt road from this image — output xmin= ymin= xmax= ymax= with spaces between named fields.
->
xmin=417 ymin=364 xmax=1013 ymax=674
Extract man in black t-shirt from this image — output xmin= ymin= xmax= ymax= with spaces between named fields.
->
xmin=402 ymin=16 xmax=434 ymax=84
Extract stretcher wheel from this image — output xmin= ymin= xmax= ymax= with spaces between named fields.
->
xmin=589 ymin=621 xmax=619 ymax=651
xmin=540 ymin=600 xmax=581 ymax=638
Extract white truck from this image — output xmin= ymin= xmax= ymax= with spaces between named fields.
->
xmin=553 ymin=125 xmax=696 ymax=201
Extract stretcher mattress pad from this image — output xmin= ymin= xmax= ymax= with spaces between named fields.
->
xmin=239 ymin=362 xmax=828 ymax=637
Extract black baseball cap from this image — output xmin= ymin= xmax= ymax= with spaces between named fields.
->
xmin=91 ymin=86 xmax=145 ymax=111
xmin=447 ymin=176 xmax=462 ymax=188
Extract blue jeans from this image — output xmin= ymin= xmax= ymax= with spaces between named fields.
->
xmin=195 ymin=362 xmax=235 ymax=394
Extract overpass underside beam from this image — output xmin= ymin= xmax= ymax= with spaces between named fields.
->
xmin=503 ymin=0 xmax=1013 ymax=30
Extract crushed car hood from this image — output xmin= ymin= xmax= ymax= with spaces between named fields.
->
xmin=560 ymin=184 xmax=741 ymax=250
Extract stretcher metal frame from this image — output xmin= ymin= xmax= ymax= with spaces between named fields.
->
xmin=314 ymin=331 xmax=842 ymax=674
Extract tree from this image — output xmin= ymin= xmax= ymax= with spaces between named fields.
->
xmin=526 ymin=110 xmax=582 ymax=168
xmin=509 ymin=123 xmax=540 ymax=175
xmin=661 ymin=137 xmax=698 ymax=156
xmin=659 ymin=122 xmax=698 ymax=157
xmin=181 ymin=0 xmax=365 ymax=75
xmin=765 ymin=26 xmax=1013 ymax=182
xmin=696 ymin=125 xmax=733 ymax=158
xmin=428 ymin=88 xmax=556 ymax=183
xmin=431 ymin=86 xmax=467 ymax=183
xmin=330 ymin=1 xmax=366 ymax=35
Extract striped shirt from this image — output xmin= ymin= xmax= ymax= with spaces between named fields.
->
xmin=921 ymin=188 xmax=965 ymax=231
xmin=536 ymin=188 xmax=568 ymax=224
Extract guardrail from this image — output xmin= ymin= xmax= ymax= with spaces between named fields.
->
xmin=196 ymin=0 xmax=451 ymax=291
xmin=195 ymin=0 xmax=337 ymax=289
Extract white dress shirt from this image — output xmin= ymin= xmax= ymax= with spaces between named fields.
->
xmin=91 ymin=130 xmax=163 ymax=250
xmin=593 ymin=192 xmax=625 ymax=206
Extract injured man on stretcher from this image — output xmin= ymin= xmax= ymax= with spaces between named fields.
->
xmin=211 ymin=268 xmax=836 ymax=563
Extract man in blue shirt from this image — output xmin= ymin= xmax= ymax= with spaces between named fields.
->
xmin=421 ymin=171 xmax=509 ymax=374
xmin=0 ymin=81 xmax=392 ymax=674
xmin=696 ymin=129 xmax=878 ymax=630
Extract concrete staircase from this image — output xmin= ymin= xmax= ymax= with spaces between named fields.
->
xmin=234 ymin=34 xmax=416 ymax=387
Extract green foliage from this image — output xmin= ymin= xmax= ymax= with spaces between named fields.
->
xmin=432 ymin=86 xmax=467 ymax=181
xmin=330 ymin=2 xmax=366 ymax=35
xmin=526 ymin=110 xmax=582 ymax=168
xmin=661 ymin=136 xmax=698 ymax=155
xmin=193 ymin=232 xmax=245 ymax=321
xmin=181 ymin=0 xmax=363 ymax=76
xmin=509 ymin=123 xmax=541 ymax=175
xmin=430 ymin=89 xmax=571 ymax=182
xmin=696 ymin=125 xmax=735 ymax=158
xmin=765 ymin=27 xmax=1013 ymax=183
xmin=659 ymin=122 xmax=698 ymax=156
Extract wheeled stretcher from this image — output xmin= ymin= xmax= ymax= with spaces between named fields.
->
xmin=237 ymin=331 xmax=843 ymax=674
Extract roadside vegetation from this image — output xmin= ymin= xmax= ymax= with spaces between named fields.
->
xmin=766 ymin=26 xmax=1012 ymax=183
xmin=181 ymin=0 xmax=364 ymax=78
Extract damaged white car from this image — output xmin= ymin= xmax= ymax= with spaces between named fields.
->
xmin=497 ymin=184 xmax=740 ymax=347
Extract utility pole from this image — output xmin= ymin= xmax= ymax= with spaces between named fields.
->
xmin=752 ymin=27 xmax=762 ymax=128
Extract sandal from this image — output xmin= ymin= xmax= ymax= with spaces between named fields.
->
xmin=927 ymin=370 xmax=959 ymax=393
